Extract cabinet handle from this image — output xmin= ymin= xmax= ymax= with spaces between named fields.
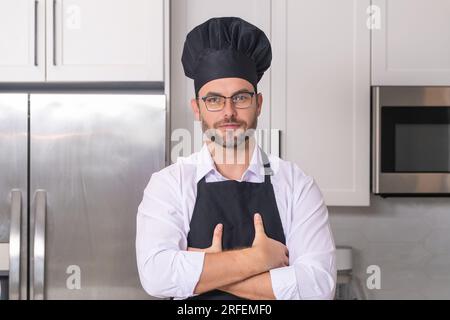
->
xmin=53 ymin=0 xmax=57 ymax=66
xmin=34 ymin=0 xmax=38 ymax=66
xmin=8 ymin=190 xmax=22 ymax=300
xmin=271 ymin=129 xmax=281 ymax=158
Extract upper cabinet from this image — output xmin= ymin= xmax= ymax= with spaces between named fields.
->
xmin=0 ymin=0 xmax=165 ymax=82
xmin=372 ymin=0 xmax=450 ymax=85
xmin=0 ymin=0 xmax=46 ymax=81
xmin=46 ymin=0 xmax=164 ymax=82
xmin=272 ymin=0 xmax=371 ymax=206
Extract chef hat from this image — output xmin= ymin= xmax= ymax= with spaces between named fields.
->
xmin=181 ymin=17 xmax=272 ymax=96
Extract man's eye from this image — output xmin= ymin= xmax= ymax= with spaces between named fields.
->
xmin=233 ymin=94 xmax=249 ymax=102
xmin=206 ymin=96 xmax=221 ymax=104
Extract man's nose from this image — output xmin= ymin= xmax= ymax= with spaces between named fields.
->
xmin=222 ymin=97 xmax=237 ymax=118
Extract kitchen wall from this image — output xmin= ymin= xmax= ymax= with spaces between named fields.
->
xmin=329 ymin=195 xmax=450 ymax=299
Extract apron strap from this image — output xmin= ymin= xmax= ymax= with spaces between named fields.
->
xmin=260 ymin=149 xmax=274 ymax=180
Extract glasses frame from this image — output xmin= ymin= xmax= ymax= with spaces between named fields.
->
xmin=198 ymin=91 xmax=257 ymax=112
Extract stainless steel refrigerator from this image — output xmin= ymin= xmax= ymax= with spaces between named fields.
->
xmin=0 ymin=93 xmax=166 ymax=299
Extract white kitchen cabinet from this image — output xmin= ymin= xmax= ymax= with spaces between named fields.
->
xmin=46 ymin=0 xmax=164 ymax=82
xmin=0 ymin=0 xmax=46 ymax=81
xmin=0 ymin=0 xmax=165 ymax=82
xmin=271 ymin=0 xmax=371 ymax=206
xmin=372 ymin=0 xmax=450 ymax=85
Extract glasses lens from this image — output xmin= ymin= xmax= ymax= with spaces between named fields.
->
xmin=232 ymin=92 xmax=253 ymax=108
xmin=204 ymin=95 xmax=224 ymax=111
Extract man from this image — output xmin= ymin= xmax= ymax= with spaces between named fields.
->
xmin=136 ymin=17 xmax=336 ymax=300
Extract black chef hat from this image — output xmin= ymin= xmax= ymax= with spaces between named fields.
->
xmin=182 ymin=17 xmax=272 ymax=97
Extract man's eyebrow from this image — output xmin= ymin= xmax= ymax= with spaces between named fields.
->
xmin=204 ymin=89 xmax=253 ymax=96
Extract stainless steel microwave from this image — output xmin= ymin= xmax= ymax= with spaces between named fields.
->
xmin=372 ymin=86 xmax=450 ymax=196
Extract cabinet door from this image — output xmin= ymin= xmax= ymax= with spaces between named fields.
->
xmin=46 ymin=0 xmax=164 ymax=82
xmin=272 ymin=0 xmax=370 ymax=206
xmin=372 ymin=0 xmax=450 ymax=85
xmin=0 ymin=0 xmax=45 ymax=82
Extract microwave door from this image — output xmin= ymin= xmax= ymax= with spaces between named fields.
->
xmin=373 ymin=86 xmax=450 ymax=195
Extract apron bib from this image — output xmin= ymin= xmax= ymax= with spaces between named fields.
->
xmin=185 ymin=151 xmax=285 ymax=300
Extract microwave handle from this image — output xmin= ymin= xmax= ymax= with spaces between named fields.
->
xmin=372 ymin=86 xmax=381 ymax=193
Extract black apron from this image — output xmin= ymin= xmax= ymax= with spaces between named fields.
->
xmin=184 ymin=151 xmax=286 ymax=300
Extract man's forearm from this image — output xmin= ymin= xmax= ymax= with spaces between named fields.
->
xmin=218 ymin=271 xmax=276 ymax=300
xmin=194 ymin=248 xmax=264 ymax=295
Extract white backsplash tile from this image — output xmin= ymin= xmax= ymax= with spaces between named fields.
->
xmin=423 ymin=229 xmax=450 ymax=254
xmin=423 ymin=254 xmax=450 ymax=280
xmin=329 ymin=194 xmax=450 ymax=299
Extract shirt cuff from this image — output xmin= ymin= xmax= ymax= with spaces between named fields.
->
xmin=174 ymin=250 xmax=206 ymax=299
xmin=269 ymin=266 xmax=300 ymax=300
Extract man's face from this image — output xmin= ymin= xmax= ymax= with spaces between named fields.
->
xmin=190 ymin=77 xmax=263 ymax=148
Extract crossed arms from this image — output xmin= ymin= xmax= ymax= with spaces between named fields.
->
xmin=187 ymin=213 xmax=289 ymax=299
xmin=136 ymin=170 xmax=337 ymax=300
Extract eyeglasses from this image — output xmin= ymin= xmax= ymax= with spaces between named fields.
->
xmin=198 ymin=92 xmax=256 ymax=112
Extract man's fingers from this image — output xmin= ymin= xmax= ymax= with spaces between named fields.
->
xmin=211 ymin=223 xmax=223 ymax=250
xmin=253 ymin=213 xmax=266 ymax=235
xmin=187 ymin=247 xmax=201 ymax=252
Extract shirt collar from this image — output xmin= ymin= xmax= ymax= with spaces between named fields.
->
xmin=195 ymin=143 xmax=265 ymax=183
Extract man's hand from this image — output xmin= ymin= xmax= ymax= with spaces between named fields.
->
xmin=187 ymin=223 xmax=223 ymax=253
xmin=251 ymin=213 xmax=289 ymax=270
xmin=187 ymin=214 xmax=289 ymax=270
xmin=187 ymin=214 xmax=288 ymax=299
xmin=218 ymin=214 xmax=288 ymax=299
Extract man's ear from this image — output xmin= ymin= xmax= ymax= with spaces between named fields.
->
xmin=190 ymin=98 xmax=201 ymax=121
xmin=256 ymin=93 xmax=263 ymax=116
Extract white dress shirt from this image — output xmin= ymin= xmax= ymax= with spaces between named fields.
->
xmin=136 ymin=143 xmax=337 ymax=300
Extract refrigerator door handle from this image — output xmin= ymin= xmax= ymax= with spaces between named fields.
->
xmin=32 ymin=190 xmax=47 ymax=300
xmin=8 ymin=190 xmax=22 ymax=300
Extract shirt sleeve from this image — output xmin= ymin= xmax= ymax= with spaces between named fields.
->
xmin=269 ymin=169 xmax=337 ymax=300
xmin=136 ymin=168 xmax=205 ymax=299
